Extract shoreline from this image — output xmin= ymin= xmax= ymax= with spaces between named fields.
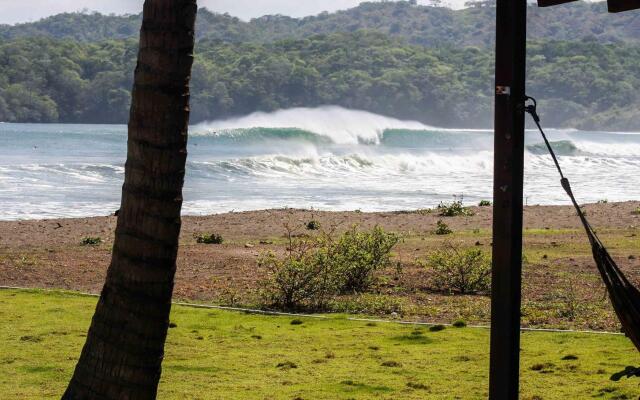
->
xmin=1 ymin=201 xmax=639 ymax=331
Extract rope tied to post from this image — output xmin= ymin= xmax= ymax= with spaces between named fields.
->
xmin=524 ymin=95 xmax=640 ymax=356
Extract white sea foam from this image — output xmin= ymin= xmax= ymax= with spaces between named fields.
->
xmin=1 ymin=113 xmax=640 ymax=220
xmin=194 ymin=106 xmax=434 ymax=144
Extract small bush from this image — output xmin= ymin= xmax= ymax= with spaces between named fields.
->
xmin=259 ymin=248 xmax=336 ymax=310
xmin=306 ymin=220 xmax=321 ymax=230
xmin=260 ymin=225 xmax=398 ymax=310
xmin=434 ymin=220 xmax=452 ymax=235
xmin=597 ymin=199 xmax=608 ymax=204
xmin=422 ymin=244 xmax=491 ymax=294
xmin=195 ymin=233 xmax=224 ymax=244
xmin=429 ymin=324 xmax=446 ymax=332
xmin=328 ymin=226 xmax=399 ymax=293
xmin=452 ymin=320 xmax=467 ymax=328
xmin=437 ymin=201 xmax=475 ymax=217
xmin=81 ymin=237 xmax=101 ymax=246
xmin=478 ymin=200 xmax=492 ymax=207
xmin=632 ymin=208 xmax=640 ymax=216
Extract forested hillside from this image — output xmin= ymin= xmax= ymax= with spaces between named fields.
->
xmin=0 ymin=1 xmax=639 ymax=129
xmin=1 ymin=2 xmax=638 ymax=46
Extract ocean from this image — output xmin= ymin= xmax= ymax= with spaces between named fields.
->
xmin=1 ymin=106 xmax=638 ymax=221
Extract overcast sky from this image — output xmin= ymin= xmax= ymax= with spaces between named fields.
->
xmin=0 ymin=0 xmax=471 ymax=25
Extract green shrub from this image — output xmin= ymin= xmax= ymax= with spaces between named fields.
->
xmin=437 ymin=201 xmax=474 ymax=217
xmin=259 ymin=246 xmax=336 ymax=310
xmin=597 ymin=199 xmax=608 ymax=204
xmin=260 ymin=225 xmax=399 ymax=309
xmin=429 ymin=324 xmax=446 ymax=332
xmin=478 ymin=200 xmax=492 ymax=207
xmin=327 ymin=226 xmax=399 ymax=293
xmin=195 ymin=233 xmax=224 ymax=244
xmin=632 ymin=208 xmax=640 ymax=215
xmin=422 ymin=245 xmax=491 ymax=294
xmin=80 ymin=237 xmax=101 ymax=246
xmin=306 ymin=220 xmax=321 ymax=230
xmin=434 ymin=220 xmax=452 ymax=235
xmin=452 ymin=320 xmax=467 ymax=328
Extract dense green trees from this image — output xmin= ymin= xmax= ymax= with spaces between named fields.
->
xmin=0 ymin=32 xmax=637 ymax=129
xmin=1 ymin=2 xmax=638 ymax=46
xmin=0 ymin=38 xmax=136 ymax=123
xmin=0 ymin=2 xmax=638 ymax=129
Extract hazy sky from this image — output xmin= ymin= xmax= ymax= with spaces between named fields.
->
xmin=0 ymin=0 xmax=470 ymax=25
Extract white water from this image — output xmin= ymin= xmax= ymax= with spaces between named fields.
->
xmin=1 ymin=106 xmax=639 ymax=220
xmin=195 ymin=106 xmax=436 ymax=144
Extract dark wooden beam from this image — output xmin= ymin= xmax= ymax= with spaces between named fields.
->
xmin=489 ymin=0 xmax=527 ymax=397
xmin=608 ymin=0 xmax=640 ymax=12
xmin=537 ymin=0 xmax=577 ymax=7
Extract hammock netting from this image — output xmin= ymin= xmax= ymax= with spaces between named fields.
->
xmin=525 ymin=96 xmax=640 ymax=352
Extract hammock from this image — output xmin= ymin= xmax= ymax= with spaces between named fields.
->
xmin=525 ymin=96 xmax=640 ymax=352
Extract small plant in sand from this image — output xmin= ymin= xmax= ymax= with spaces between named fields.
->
xmin=306 ymin=220 xmax=321 ymax=230
xmin=437 ymin=201 xmax=475 ymax=217
xmin=421 ymin=244 xmax=491 ymax=294
xmin=554 ymin=276 xmax=583 ymax=321
xmin=597 ymin=199 xmax=608 ymax=204
xmin=434 ymin=220 xmax=452 ymax=235
xmin=632 ymin=207 xmax=640 ymax=215
xmin=478 ymin=200 xmax=492 ymax=207
xmin=80 ymin=237 xmax=102 ymax=246
xmin=195 ymin=233 xmax=224 ymax=244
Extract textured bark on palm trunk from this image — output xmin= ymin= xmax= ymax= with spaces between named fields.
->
xmin=63 ymin=1 xmax=197 ymax=399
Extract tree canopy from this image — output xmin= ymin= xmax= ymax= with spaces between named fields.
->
xmin=0 ymin=2 xmax=638 ymax=129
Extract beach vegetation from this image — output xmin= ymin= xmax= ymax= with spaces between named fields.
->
xmin=452 ymin=320 xmax=467 ymax=328
xmin=421 ymin=244 xmax=491 ymax=294
xmin=434 ymin=220 xmax=453 ymax=235
xmin=478 ymin=200 xmax=492 ymax=207
xmin=329 ymin=226 xmax=399 ymax=293
xmin=260 ymin=225 xmax=398 ymax=309
xmin=80 ymin=237 xmax=101 ymax=246
xmin=195 ymin=233 xmax=224 ymax=244
xmin=437 ymin=201 xmax=474 ymax=217
xmin=306 ymin=220 xmax=321 ymax=230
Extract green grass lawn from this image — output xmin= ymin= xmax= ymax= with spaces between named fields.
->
xmin=1 ymin=289 xmax=638 ymax=399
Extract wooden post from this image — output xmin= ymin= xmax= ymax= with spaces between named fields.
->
xmin=489 ymin=0 xmax=527 ymax=397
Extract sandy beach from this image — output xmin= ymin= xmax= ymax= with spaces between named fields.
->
xmin=1 ymin=201 xmax=639 ymax=331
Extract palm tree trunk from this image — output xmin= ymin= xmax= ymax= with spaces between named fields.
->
xmin=63 ymin=1 xmax=197 ymax=398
